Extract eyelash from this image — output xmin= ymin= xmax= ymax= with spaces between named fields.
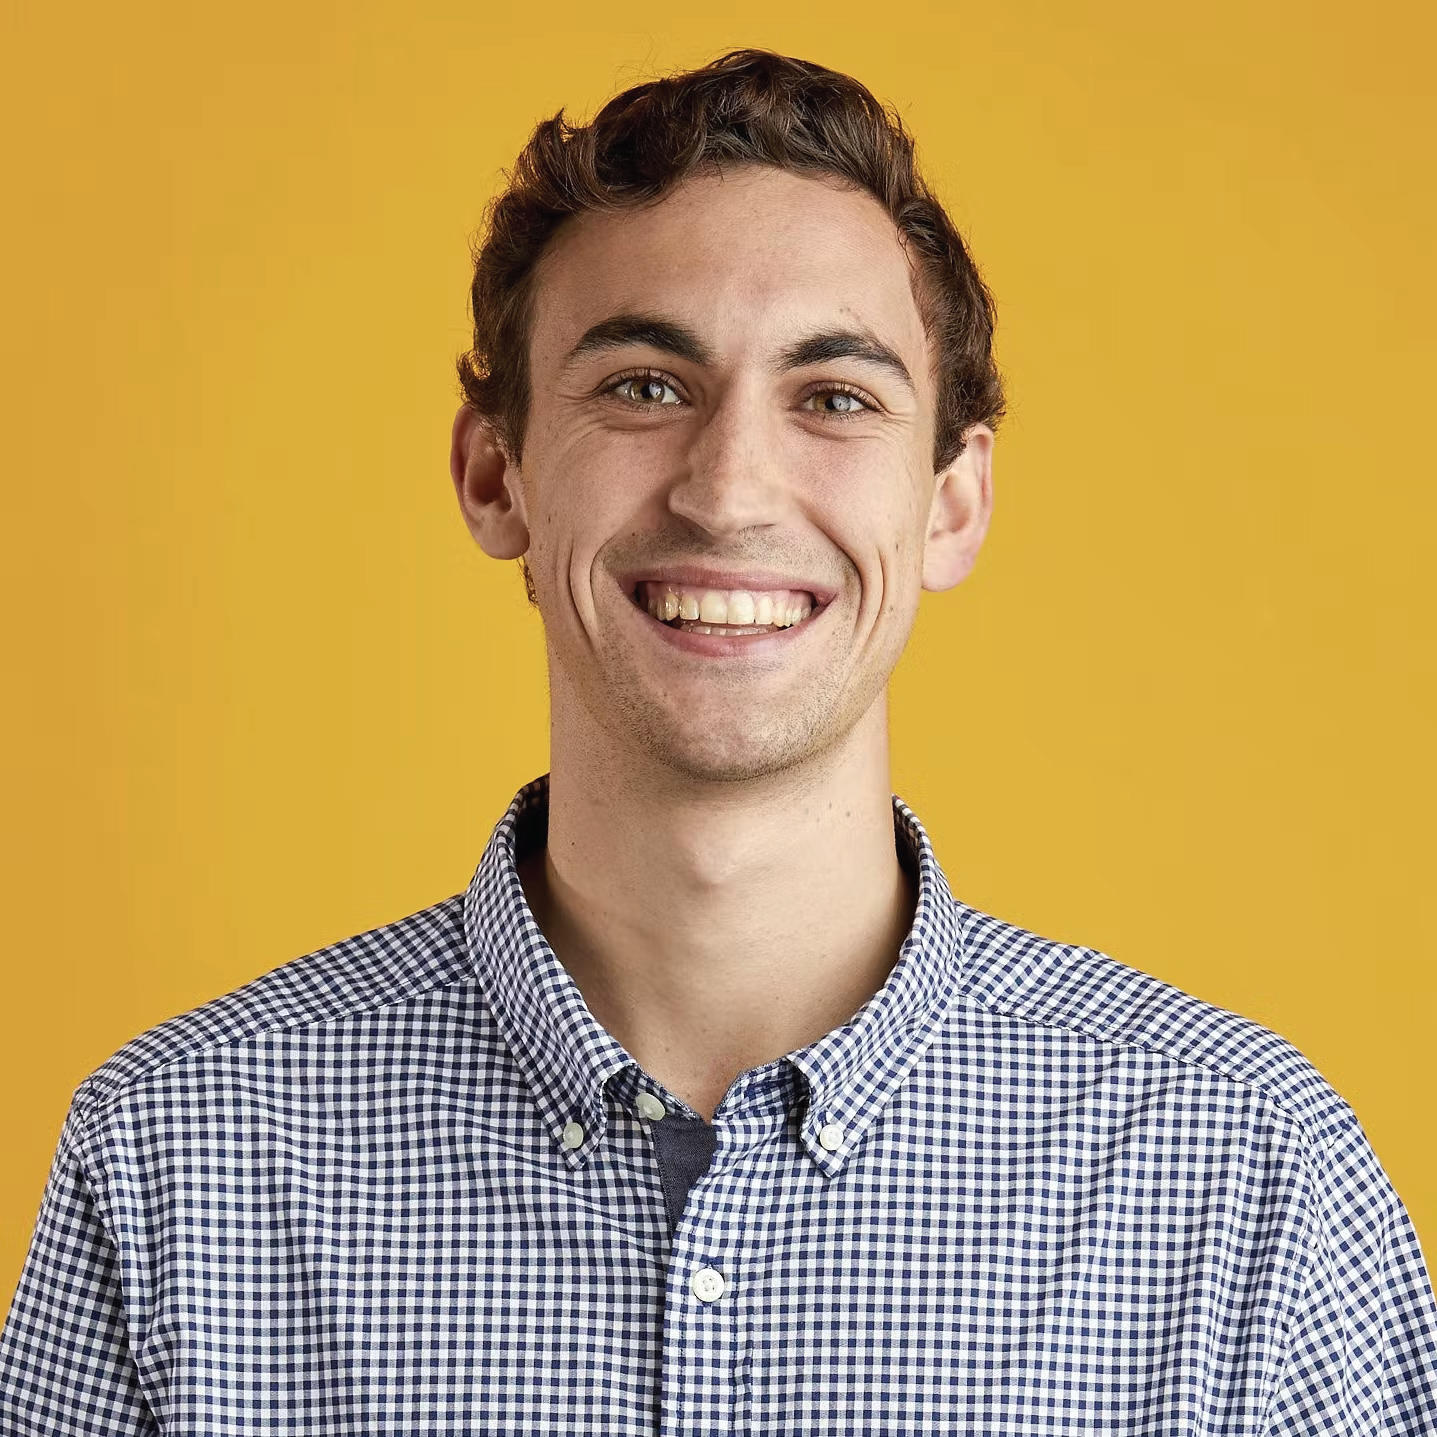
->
xmin=599 ymin=367 xmax=878 ymax=421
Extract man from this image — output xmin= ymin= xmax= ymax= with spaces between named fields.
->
xmin=2 ymin=49 xmax=1434 ymax=1436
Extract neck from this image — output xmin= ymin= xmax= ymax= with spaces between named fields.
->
xmin=517 ymin=698 xmax=918 ymax=1122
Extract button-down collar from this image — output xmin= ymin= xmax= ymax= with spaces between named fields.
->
xmin=462 ymin=773 xmax=965 ymax=1176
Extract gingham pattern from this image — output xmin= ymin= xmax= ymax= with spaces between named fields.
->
xmin=2 ymin=772 xmax=1434 ymax=1435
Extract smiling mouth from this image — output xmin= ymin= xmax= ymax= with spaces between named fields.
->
xmin=629 ymin=582 xmax=823 ymax=636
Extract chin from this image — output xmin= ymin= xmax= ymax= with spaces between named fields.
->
xmin=628 ymin=714 xmax=831 ymax=786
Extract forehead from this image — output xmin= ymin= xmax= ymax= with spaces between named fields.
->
xmin=527 ymin=165 xmax=929 ymax=381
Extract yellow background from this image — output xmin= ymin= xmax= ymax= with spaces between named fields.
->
xmin=2 ymin=0 xmax=1434 ymax=1304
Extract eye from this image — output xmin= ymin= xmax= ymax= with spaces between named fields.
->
xmin=801 ymin=386 xmax=876 ymax=418
xmin=606 ymin=372 xmax=683 ymax=406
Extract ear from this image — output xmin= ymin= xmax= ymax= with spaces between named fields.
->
xmin=921 ymin=423 xmax=994 ymax=592
xmin=449 ymin=404 xmax=529 ymax=560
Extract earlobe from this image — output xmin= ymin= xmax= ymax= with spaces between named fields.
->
xmin=921 ymin=423 xmax=994 ymax=592
xmin=449 ymin=404 xmax=530 ymax=561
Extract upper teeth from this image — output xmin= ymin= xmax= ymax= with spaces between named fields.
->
xmin=637 ymin=581 xmax=815 ymax=628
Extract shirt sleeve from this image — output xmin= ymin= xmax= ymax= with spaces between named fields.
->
xmin=1264 ymin=1109 xmax=1437 ymax=1436
xmin=0 ymin=1093 xmax=159 ymax=1435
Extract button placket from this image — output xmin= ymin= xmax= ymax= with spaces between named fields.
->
xmin=658 ymin=1138 xmax=751 ymax=1434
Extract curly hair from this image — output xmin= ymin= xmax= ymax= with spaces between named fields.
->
xmin=456 ymin=48 xmax=1005 ymax=480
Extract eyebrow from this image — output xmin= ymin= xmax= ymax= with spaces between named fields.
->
xmin=563 ymin=314 xmax=714 ymax=370
xmin=561 ymin=311 xmax=916 ymax=398
xmin=775 ymin=329 xmax=916 ymax=399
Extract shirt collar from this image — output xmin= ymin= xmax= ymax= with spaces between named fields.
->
xmin=463 ymin=772 xmax=965 ymax=1178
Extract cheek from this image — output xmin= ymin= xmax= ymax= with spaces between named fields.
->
xmin=814 ymin=446 xmax=927 ymax=553
xmin=598 ymin=419 xmax=698 ymax=498
xmin=524 ymin=428 xmax=677 ymax=595
xmin=525 ymin=427 xmax=626 ymax=540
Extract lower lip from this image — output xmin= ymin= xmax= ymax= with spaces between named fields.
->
xmin=622 ymin=587 xmax=828 ymax=657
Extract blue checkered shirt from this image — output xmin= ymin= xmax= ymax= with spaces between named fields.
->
xmin=3 ymin=772 xmax=1435 ymax=1434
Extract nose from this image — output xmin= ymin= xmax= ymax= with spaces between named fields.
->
xmin=665 ymin=383 xmax=787 ymax=538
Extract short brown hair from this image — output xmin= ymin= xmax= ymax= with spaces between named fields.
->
xmin=456 ymin=48 xmax=1005 ymax=475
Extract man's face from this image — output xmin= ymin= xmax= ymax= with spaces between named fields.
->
xmin=455 ymin=163 xmax=992 ymax=784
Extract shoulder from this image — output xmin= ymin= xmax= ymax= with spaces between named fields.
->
xmin=70 ymin=891 xmax=472 ymax=1133
xmin=948 ymin=897 xmax=1358 ymax=1145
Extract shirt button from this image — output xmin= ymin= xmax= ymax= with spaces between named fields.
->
xmin=636 ymin=1091 xmax=667 ymax=1121
xmin=817 ymin=1122 xmax=844 ymax=1151
xmin=560 ymin=1121 xmax=585 ymax=1149
xmin=691 ymin=1266 xmax=726 ymax=1303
